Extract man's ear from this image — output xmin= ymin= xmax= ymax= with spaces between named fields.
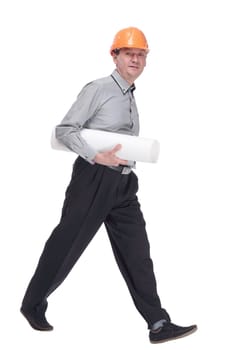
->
xmin=112 ymin=55 xmax=118 ymax=64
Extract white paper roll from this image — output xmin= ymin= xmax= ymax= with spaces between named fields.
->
xmin=51 ymin=128 xmax=160 ymax=163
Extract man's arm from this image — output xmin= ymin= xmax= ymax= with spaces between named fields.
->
xmin=55 ymin=82 xmax=100 ymax=164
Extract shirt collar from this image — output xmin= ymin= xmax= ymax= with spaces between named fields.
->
xmin=111 ymin=69 xmax=136 ymax=94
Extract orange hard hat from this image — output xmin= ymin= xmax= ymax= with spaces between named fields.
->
xmin=110 ymin=27 xmax=149 ymax=55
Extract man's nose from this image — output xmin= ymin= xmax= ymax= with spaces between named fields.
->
xmin=131 ymin=53 xmax=138 ymax=62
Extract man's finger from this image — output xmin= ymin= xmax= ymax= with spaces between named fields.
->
xmin=117 ymin=158 xmax=128 ymax=165
xmin=110 ymin=144 xmax=122 ymax=154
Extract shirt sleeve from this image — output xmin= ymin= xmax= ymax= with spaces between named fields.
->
xmin=55 ymin=82 xmax=101 ymax=164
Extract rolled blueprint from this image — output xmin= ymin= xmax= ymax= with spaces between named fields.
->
xmin=51 ymin=128 xmax=160 ymax=163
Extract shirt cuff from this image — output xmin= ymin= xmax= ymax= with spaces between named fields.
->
xmin=81 ymin=148 xmax=98 ymax=164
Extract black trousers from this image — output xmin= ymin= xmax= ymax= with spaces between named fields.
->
xmin=22 ymin=157 xmax=170 ymax=328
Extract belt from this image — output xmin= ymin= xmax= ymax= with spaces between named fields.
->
xmin=108 ymin=165 xmax=132 ymax=175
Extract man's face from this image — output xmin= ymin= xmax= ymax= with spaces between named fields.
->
xmin=113 ymin=47 xmax=147 ymax=84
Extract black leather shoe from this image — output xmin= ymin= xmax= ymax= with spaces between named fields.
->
xmin=149 ymin=322 xmax=197 ymax=343
xmin=20 ymin=305 xmax=53 ymax=331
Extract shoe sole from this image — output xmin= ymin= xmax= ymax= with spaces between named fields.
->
xmin=150 ymin=326 xmax=197 ymax=344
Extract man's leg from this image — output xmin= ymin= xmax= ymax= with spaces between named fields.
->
xmin=104 ymin=171 xmax=170 ymax=328
xmin=21 ymin=158 xmax=121 ymax=330
xmin=104 ymin=171 xmax=197 ymax=343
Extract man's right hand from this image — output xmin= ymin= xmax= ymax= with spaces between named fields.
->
xmin=94 ymin=144 xmax=128 ymax=167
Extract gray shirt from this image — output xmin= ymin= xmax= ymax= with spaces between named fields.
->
xmin=56 ymin=69 xmax=140 ymax=164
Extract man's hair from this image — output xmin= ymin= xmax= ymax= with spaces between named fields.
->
xmin=111 ymin=48 xmax=121 ymax=55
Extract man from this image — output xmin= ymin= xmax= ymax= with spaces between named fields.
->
xmin=20 ymin=27 xmax=197 ymax=343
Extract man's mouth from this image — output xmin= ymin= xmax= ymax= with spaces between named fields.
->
xmin=129 ymin=65 xmax=139 ymax=69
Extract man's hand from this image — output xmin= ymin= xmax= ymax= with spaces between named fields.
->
xmin=94 ymin=144 xmax=128 ymax=166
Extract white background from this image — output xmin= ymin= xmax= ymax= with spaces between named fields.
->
xmin=1 ymin=0 xmax=233 ymax=349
